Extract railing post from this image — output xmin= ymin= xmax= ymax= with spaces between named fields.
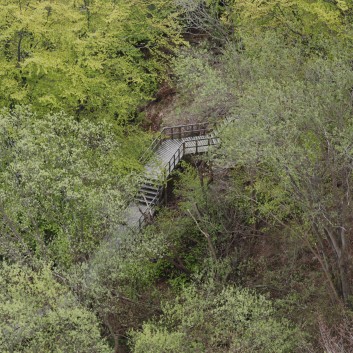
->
xmin=163 ymin=183 xmax=167 ymax=205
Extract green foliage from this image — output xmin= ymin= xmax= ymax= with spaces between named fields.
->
xmin=130 ymin=280 xmax=307 ymax=352
xmin=2 ymin=1 xmax=353 ymax=351
xmin=0 ymin=0 xmax=183 ymax=121
xmin=172 ymin=49 xmax=232 ymax=120
xmin=219 ymin=32 xmax=353 ymax=220
xmin=68 ymin=229 xmax=165 ymax=351
xmin=174 ymin=0 xmax=230 ymax=44
xmin=216 ymin=31 xmax=353 ymax=301
xmin=140 ymin=163 xmax=232 ymax=280
xmin=0 ymin=262 xmax=111 ymax=353
xmin=144 ymin=207 xmax=204 ymax=280
xmin=232 ymin=0 xmax=353 ymax=47
xmin=0 ymin=106 xmax=147 ymax=267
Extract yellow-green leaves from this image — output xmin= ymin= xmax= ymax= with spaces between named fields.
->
xmin=0 ymin=0 xmax=183 ymax=122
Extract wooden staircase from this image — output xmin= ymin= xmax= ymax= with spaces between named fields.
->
xmin=127 ymin=117 xmax=235 ymax=229
xmin=135 ymin=180 xmax=162 ymax=206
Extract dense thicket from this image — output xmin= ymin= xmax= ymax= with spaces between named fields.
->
xmin=131 ymin=281 xmax=307 ymax=352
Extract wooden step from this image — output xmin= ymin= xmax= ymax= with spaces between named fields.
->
xmin=140 ymin=184 xmax=160 ymax=192
xmin=139 ymin=187 xmax=158 ymax=196
xmin=135 ymin=193 xmax=161 ymax=205
xmin=136 ymin=197 xmax=156 ymax=205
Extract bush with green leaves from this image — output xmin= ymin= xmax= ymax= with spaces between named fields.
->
xmin=172 ymin=27 xmax=353 ymax=303
xmin=0 ymin=262 xmax=111 ymax=353
xmin=68 ymin=228 xmax=167 ymax=352
xmin=130 ymin=280 xmax=307 ymax=352
xmin=0 ymin=106 xmax=148 ymax=267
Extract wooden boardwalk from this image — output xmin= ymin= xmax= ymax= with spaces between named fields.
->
xmin=144 ymin=136 xmax=218 ymax=181
xmin=124 ymin=118 xmax=232 ymax=229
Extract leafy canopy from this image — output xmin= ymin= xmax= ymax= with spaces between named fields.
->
xmin=0 ymin=0 xmax=183 ymax=122
xmin=0 ymin=106 xmax=147 ymax=267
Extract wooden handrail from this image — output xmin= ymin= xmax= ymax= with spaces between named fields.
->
xmin=161 ymin=122 xmax=209 ymax=131
xmin=137 ymin=185 xmax=164 ymax=228
xmin=139 ymin=122 xmax=213 ymax=163
xmin=139 ymin=133 xmax=163 ymax=164
xmin=136 ymin=116 xmax=235 ymax=228
xmin=160 ymin=122 xmax=214 ymax=140
xmin=137 ymin=135 xmax=219 ymax=228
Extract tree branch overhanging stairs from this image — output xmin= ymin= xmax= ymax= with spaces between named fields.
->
xmin=124 ymin=117 xmax=234 ymax=229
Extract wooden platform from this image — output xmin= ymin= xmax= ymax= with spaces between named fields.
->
xmin=125 ymin=127 xmax=226 ymax=228
xmin=123 ymin=118 xmax=234 ymax=229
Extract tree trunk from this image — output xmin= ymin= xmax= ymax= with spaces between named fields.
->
xmin=338 ymin=229 xmax=350 ymax=304
xmin=17 ymin=31 xmax=23 ymax=66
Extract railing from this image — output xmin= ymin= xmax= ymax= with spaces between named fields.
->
xmin=135 ymin=116 xmax=236 ymax=229
xmin=139 ymin=122 xmax=214 ymax=164
xmin=166 ymin=143 xmax=184 ymax=174
xmin=160 ymin=122 xmax=213 ymax=139
xmin=139 ymin=133 xmax=163 ymax=164
xmin=137 ymin=185 xmax=164 ymax=228
xmin=136 ymin=135 xmax=218 ymax=228
xmin=184 ymin=137 xmax=218 ymax=154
